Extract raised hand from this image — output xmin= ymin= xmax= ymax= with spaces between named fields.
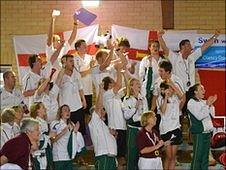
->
xmin=74 ymin=121 xmax=80 ymax=132
xmin=215 ymin=29 xmax=220 ymax=36
xmin=114 ymin=62 xmax=123 ymax=72
xmin=73 ymin=13 xmax=78 ymax=24
xmin=207 ymin=94 xmax=217 ymax=106
xmin=157 ymin=30 xmax=165 ymax=37
xmin=164 ymin=89 xmax=171 ymax=98
xmin=99 ymin=82 xmax=104 ymax=91
xmin=115 ymin=48 xmax=124 ymax=57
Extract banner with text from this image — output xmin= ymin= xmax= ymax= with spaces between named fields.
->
xmin=195 ymin=34 xmax=226 ymax=69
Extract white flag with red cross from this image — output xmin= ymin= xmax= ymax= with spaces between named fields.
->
xmin=13 ymin=24 xmax=99 ymax=83
xmin=111 ymin=24 xmax=197 ymax=60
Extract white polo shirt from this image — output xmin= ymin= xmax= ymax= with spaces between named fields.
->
xmin=153 ymin=74 xmax=185 ymax=97
xmin=0 ymin=87 xmax=24 ymax=111
xmin=92 ymin=64 xmax=116 ymax=94
xmin=139 ymin=56 xmax=164 ymax=97
xmin=50 ymin=119 xmax=71 ymax=161
xmin=22 ymin=63 xmax=52 ymax=107
xmin=0 ymin=123 xmax=15 ymax=149
xmin=32 ymin=117 xmax=49 ymax=165
xmin=89 ymin=111 xmax=117 ymax=157
xmin=13 ymin=123 xmax=20 ymax=136
xmin=46 ymin=41 xmax=71 ymax=70
xmin=168 ymin=48 xmax=202 ymax=91
xmin=157 ymin=95 xmax=181 ymax=134
xmin=122 ymin=94 xmax=148 ymax=122
xmin=103 ymin=89 xmax=126 ymax=130
xmin=59 ymin=70 xmax=83 ymax=112
xmin=187 ymin=99 xmax=215 ymax=133
xmin=74 ymin=54 xmax=93 ymax=95
xmin=34 ymin=84 xmax=59 ymax=122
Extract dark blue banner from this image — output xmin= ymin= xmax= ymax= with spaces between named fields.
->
xmin=195 ymin=46 xmax=226 ymax=69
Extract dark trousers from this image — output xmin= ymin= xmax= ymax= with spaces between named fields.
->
xmin=146 ymin=91 xmax=153 ymax=110
xmin=70 ymin=108 xmax=86 ymax=135
xmin=126 ymin=126 xmax=139 ymax=170
xmin=84 ymin=95 xmax=92 ymax=115
xmin=95 ymin=155 xmax=116 ymax=170
xmin=191 ymin=133 xmax=211 ymax=170
xmin=116 ymin=129 xmax=127 ymax=157
xmin=153 ymin=113 xmax=161 ymax=133
xmin=83 ymin=95 xmax=93 ymax=146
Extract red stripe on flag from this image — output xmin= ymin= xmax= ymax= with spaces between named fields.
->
xmin=127 ymin=48 xmax=149 ymax=61
xmin=18 ymin=43 xmax=97 ymax=67
xmin=127 ymin=31 xmax=163 ymax=60
xmin=17 ymin=53 xmax=47 ymax=66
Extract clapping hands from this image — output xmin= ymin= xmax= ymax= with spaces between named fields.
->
xmin=207 ymin=94 xmax=217 ymax=106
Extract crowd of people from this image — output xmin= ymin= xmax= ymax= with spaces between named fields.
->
xmin=0 ymin=12 xmax=221 ymax=170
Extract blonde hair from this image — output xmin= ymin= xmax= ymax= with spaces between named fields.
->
xmin=126 ymin=78 xmax=139 ymax=97
xmin=1 ymin=108 xmax=16 ymax=123
xmin=11 ymin=105 xmax=23 ymax=113
xmin=30 ymin=102 xmax=43 ymax=119
xmin=53 ymin=34 xmax=61 ymax=42
xmin=95 ymin=49 xmax=109 ymax=61
xmin=141 ymin=111 xmax=156 ymax=127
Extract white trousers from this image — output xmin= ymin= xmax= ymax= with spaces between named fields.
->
xmin=138 ymin=157 xmax=163 ymax=170
xmin=36 ymin=155 xmax=47 ymax=169
xmin=0 ymin=163 xmax=22 ymax=170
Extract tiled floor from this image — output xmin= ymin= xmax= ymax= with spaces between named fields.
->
xmin=74 ymin=163 xmax=225 ymax=170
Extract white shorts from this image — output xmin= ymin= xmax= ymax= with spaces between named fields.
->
xmin=138 ymin=157 xmax=163 ymax=170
